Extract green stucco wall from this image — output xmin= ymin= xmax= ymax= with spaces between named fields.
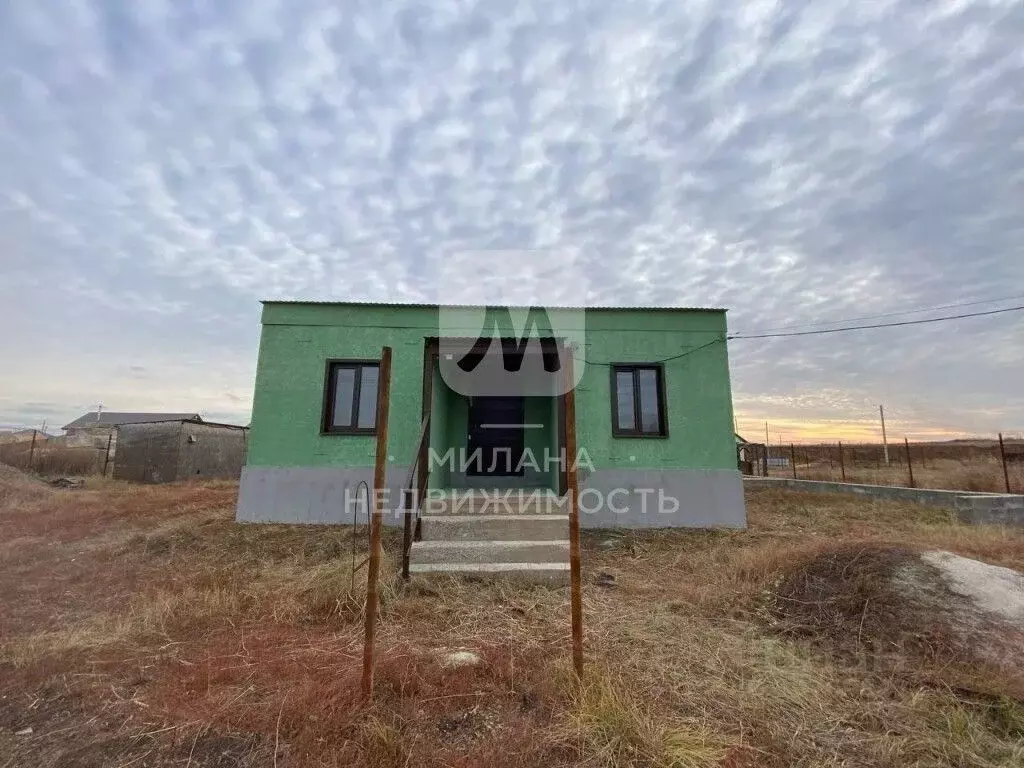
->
xmin=246 ymin=303 xmax=736 ymax=475
xmin=428 ymin=366 xmax=450 ymax=488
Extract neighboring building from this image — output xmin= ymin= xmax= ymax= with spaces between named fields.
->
xmin=62 ymin=412 xmax=201 ymax=452
xmin=113 ymin=419 xmax=249 ymax=484
xmin=735 ymin=434 xmax=769 ymax=475
xmin=237 ymin=302 xmax=746 ymax=529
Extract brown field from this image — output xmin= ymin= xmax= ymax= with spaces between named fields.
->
xmin=2 ymin=464 xmax=1023 ymax=767
xmin=0 ymin=440 xmax=106 ymax=476
xmin=790 ymin=457 xmax=1024 ymax=493
xmin=760 ymin=443 xmax=1024 ymax=494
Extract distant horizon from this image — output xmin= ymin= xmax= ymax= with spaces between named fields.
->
xmin=2 ymin=417 xmax=1021 ymax=446
xmin=1 ymin=2 xmax=1021 ymax=441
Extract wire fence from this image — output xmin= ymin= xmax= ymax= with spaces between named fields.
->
xmin=0 ymin=430 xmax=113 ymax=476
xmin=740 ymin=435 xmax=1023 ymax=494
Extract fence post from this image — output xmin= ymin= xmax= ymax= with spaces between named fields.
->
xmin=904 ymin=438 xmax=915 ymax=488
xmin=998 ymin=433 xmax=1011 ymax=494
xmin=563 ymin=353 xmax=584 ymax=682
xmin=27 ymin=430 xmax=37 ymax=473
xmin=838 ymin=441 xmax=846 ymax=483
xmin=102 ymin=433 xmax=114 ymax=477
xmin=790 ymin=443 xmax=798 ymax=479
xmin=361 ymin=345 xmax=393 ymax=702
xmin=761 ymin=443 xmax=768 ymax=477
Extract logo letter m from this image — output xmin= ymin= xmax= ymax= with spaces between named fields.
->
xmin=457 ymin=306 xmax=561 ymax=373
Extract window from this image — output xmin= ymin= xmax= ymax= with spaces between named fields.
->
xmin=322 ymin=360 xmax=380 ymax=434
xmin=611 ymin=364 xmax=667 ymax=437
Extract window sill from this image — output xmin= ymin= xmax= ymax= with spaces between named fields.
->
xmin=612 ymin=432 xmax=670 ymax=440
xmin=321 ymin=428 xmax=377 ymax=436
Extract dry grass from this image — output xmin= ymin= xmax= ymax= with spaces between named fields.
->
xmin=0 ymin=442 xmax=104 ymax=475
xmin=0 ymin=462 xmax=53 ymax=506
xmin=771 ymin=456 xmax=1024 ymax=494
xmin=2 ymin=467 xmax=1023 ymax=766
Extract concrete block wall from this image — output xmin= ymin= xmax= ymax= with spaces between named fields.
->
xmin=112 ymin=422 xmax=181 ymax=483
xmin=177 ymin=422 xmax=248 ymax=480
xmin=744 ymin=476 xmax=1024 ymax=526
xmin=114 ymin=421 xmax=248 ymax=483
xmin=954 ymin=494 xmax=1024 ymax=526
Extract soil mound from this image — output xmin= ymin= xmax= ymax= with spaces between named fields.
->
xmin=770 ymin=544 xmax=1024 ymax=698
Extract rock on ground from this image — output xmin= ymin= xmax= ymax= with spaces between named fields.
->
xmin=921 ymin=550 xmax=1024 ymax=626
xmin=440 ymin=650 xmax=483 ymax=668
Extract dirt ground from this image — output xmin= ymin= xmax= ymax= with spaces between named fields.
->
xmin=1 ymin=469 xmax=1023 ymax=767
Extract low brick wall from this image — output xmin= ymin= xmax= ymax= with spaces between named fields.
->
xmin=743 ymin=477 xmax=1024 ymax=526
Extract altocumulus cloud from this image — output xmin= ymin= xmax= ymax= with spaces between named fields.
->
xmin=0 ymin=0 xmax=1022 ymax=437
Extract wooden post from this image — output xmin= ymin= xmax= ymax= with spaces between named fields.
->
xmin=102 ymin=432 xmax=113 ymax=476
xmin=563 ymin=354 xmax=584 ymax=681
xmin=760 ymin=443 xmax=768 ymax=477
xmin=880 ymin=405 xmax=890 ymax=466
xmin=790 ymin=443 xmax=798 ymax=479
xmin=998 ymin=433 xmax=1012 ymax=494
xmin=27 ymin=430 xmax=37 ymax=473
xmin=361 ymin=346 xmax=393 ymax=701
xmin=838 ymin=441 xmax=846 ymax=483
xmin=904 ymin=437 xmax=915 ymax=488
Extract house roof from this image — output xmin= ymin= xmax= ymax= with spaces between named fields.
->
xmin=260 ymin=300 xmax=727 ymax=312
xmin=62 ymin=412 xmax=202 ymax=431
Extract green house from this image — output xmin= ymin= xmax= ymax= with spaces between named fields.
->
xmin=236 ymin=302 xmax=746 ymax=529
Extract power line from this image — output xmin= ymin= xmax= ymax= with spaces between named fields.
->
xmin=730 ymin=293 xmax=1024 ymax=335
xmin=577 ymin=337 xmax=725 ymax=367
xmin=728 ymin=304 xmax=1024 ymax=340
xmin=568 ymin=302 xmax=1021 ymax=367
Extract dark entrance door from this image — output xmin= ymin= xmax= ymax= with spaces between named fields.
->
xmin=466 ymin=396 xmax=525 ymax=476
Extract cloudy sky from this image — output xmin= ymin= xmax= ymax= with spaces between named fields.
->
xmin=1 ymin=0 xmax=1022 ymax=442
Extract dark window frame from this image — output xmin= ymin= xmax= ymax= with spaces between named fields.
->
xmin=610 ymin=363 xmax=669 ymax=438
xmin=321 ymin=359 xmax=381 ymax=435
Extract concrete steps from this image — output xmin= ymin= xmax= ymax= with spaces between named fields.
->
xmin=408 ymin=561 xmax=570 ymax=585
xmin=410 ymin=491 xmax=569 ymax=584
xmin=411 ymin=540 xmax=569 ymax=564
xmin=418 ymin=514 xmax=569 ymax=541
xmin=421 ymin=490 xmax=567 ymax=516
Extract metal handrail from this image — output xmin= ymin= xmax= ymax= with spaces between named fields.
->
xmin=401 ymin=413 xmax=432 ymax=580
xmin=350 ymin=480 xmax=371 ymax=590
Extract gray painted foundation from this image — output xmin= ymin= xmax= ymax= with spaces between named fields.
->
xmin=236 ymin=466 xmax=747 ymax=529
xmin=578 ymin=468 xmax=746 ymax=528
xmin=744 ymin=477 xmax=1024 ymax=526
xmin=236 ymin=466 xmax=410 ymax=526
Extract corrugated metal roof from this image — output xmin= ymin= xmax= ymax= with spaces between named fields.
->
xmin=261 ymin=300 xmax=727 ymax=312
xmin=62 ymin=412 xmax=202 ymax=431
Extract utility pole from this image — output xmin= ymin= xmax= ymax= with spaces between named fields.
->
xmin=879 ymin=405 xmax=890 ymax=466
